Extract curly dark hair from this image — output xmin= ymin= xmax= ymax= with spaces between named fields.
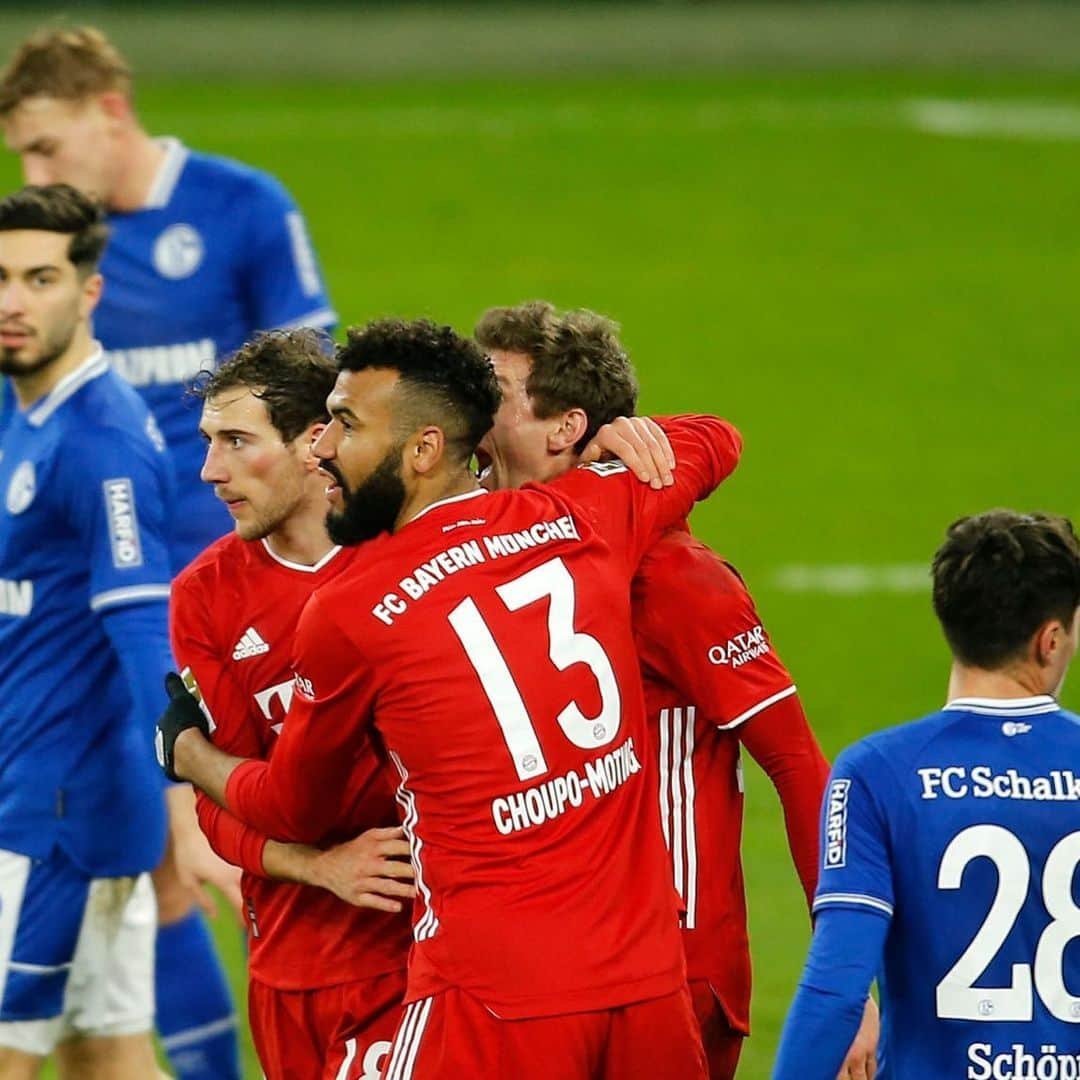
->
xmin=192 ymin=328 xmax=338 ymax=443
xmin=932 ymin=510 xmax=1080 ymax=669
xmin=337 ymin=318 xmax=500 ymax=464
xmin=0 ymin=184 xmax=108 ymax=276
xmin=475 ymin=300 xmax=638 ymax=453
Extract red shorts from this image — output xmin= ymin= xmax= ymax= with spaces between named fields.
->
xmin=689 ymin=980 xmax=745 ymax=1080
xmin=249 ymin=968 xmax=407 ymax=1080
xmin=380 ymin=985 xmax=706 ymax=1080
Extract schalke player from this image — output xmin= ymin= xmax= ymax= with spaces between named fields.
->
xmin=0 ymin=28 xmax=336 ymax=1077
xmin=774 ymin=510 xmax=1080 ymax=1078
xmin=0 ymin=185 xmax=172 ymax=1076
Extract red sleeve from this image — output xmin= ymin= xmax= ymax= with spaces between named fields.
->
xmin=738 ymin=693 xmax=831 ymax=910
xmin=170 ymin=568 xmax=270 ymax=876
xmin=632 ymin=534 xmax=829 ymax=909
xmin=224 ymin=591 xmax=377 ymax=845
xmin=552 ymin=414 xmax=741 ymax=570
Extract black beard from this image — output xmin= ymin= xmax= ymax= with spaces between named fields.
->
xmin=325 ymin=448 xmax=407 ymax=546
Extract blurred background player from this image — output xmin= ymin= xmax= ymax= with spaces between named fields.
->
xmin=171 ymin=329 xmax=413 ymax=1078
xmin=774 ymin=510 xmax=1080 ymax=1078
xmin=0 ymin=184 xmax=172 ymax=1077
xmin=0 ymin=27 xmax=336 ymax=1078
xmin=158 ymin=318 xmax=742 ymax=1078
xmin=473 ymin=300 xmax=877 ymax=1078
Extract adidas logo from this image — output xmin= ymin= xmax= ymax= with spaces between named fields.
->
xmin=232 ymin=626 xmax=270 ymax=661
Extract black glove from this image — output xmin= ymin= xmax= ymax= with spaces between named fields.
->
xmin=156 ymin=672 xmax=210 ymax=782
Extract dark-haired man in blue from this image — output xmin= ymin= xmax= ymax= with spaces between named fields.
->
xmin=775 ymin=511 xmax=1080 ymax=1079
xmin=0 ymin=184 xmax=173 ymax=1076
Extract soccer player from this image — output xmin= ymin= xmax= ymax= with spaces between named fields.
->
xmin=472 ymin=301 xmax=875 ymax=1078
xmin=0 ymin=184 xmax=172 ymax=1076
xmin=0 ymin=28 xmax=336 ymax=1074
xmin=171 ymin=329 xmax=414 ymax=1079
xmin=773 ymin=510 xmax=1080 ymax=1079
xmin=157 ymin=317 xmax=743 ymax=1078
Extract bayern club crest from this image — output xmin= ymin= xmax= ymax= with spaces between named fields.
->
xmin=153 ymin=223 xmax=204 ymax=279
xmin=6 ymin=460 xmax=35 ymax=515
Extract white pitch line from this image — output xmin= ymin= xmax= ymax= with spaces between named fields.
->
xmin=772 ymin=564 xmax=928 ymax=595
xmin=905 ymin=98 xmax=1080 ymax=141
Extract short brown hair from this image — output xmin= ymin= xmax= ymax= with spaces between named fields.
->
xmin=475 ymin=301 xmax=638 ymax=452
xmin=932 ymin=510 xmax=1080 ymax=669
xmin=0 ymin=183 xmax=108 ymax=275
xmin=0 ymin=27 xmax=131 ymax=117
xmin=193 ymin=329 xmax=338 ymax=444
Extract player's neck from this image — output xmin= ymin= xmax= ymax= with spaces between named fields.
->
xmin=397 ymin=470 xmax=482 ymax=531
xmin=11 ymin=328 xmax=98 ymax=410
xmin=264 ymin=502 xmax=336 ymax=568
xmin=946 ymin=662 xmax=1053 ymax=703
xmin=108 ymin=129 xmax=167 ymax=212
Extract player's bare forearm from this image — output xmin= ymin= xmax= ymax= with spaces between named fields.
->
xmin=261 ymin=827 xmax=416 ymax=912
xmin=172 ymin=727 xmax=246 ymax=808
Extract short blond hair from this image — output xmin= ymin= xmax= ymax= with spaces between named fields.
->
xmin=0 ymin=27 xmax=131 ymax=117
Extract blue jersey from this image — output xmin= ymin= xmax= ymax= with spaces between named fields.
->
xmin=95 ymin=138 xmax=335 ymax=570
xmin=817 ymin=695 xmax=1080 ymax=1078
xmin=0 ymin=351 xmax=174 ymax=876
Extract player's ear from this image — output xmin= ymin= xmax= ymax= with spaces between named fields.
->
xmin=98 ymin=91 xmax=132 ymax=127
xmin=301 ymin=422 xmax=327 ymax=469
xmin=546 ymin=408 xmax=588 ymax=454
xmin=411 ymin=426 xmax=445 ymax=477
xmin=79 ymin=271 xmax=103 ymax=319
xmin=1033 ymin=618 xmax=1065 ymax=668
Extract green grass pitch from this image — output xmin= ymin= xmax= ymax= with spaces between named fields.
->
xmin=6 ymin=54 xmax=1079 ymax=1079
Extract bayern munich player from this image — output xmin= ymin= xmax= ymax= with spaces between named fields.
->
xmin=158 ymin=317 xmax=743 ymax=1079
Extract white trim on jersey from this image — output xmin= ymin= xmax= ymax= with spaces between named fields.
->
xmin=944 ymin=695 xmax=1058 ymax=717
xmin=89 ymin=584 xmax=171 ymax=612
xmin=259 ymin=538 xmax=343 ymax=574
xmin=406 ymin=487 xmax=489 ymax=525
xmin=384 ymin=997 xmax=433 ymax=1080
xmin=27 ymin=349 xmax=109 ymax=428
xmin=276 ymin=306 xmax=338 ymax=332
xmin=144 ymin=138 xmax=189 ymax=209
xmin=813 ymin=892 xmax=894 ymax=917
xmin=658 ymin=707 xmax=699 ymax=929
xmin=715 ymin=684 xmax=798 ymax=731
xmin=388 ymin=751 xmax=439 ymax=943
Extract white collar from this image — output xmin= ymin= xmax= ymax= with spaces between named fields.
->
xmin=944 ymin=695 xmax=1059 ymax=717
xmin=143 ymin=137 xmax=189 ymax=209
xmin=406 ymin=487 xmax=489 ymax=525
xmin=260 ymin=538 xmax=344 ymax=574
xmin=27 ymin=347 xmax=109 ymax=428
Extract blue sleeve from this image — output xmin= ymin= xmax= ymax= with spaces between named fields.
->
xmin=240 ymin=172 xmax=336 ymax=333
xmin=100 ymin=600 xmax=175 ymax=786
xmin=813 ymin=743 xmax=896 ymax=920
xmin=60 ymin=424 xmax=173 ymax=614
xmin=772 ymin=907 xmax=888 ymax=1080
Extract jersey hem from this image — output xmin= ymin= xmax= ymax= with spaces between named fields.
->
xmin=813 ymin=892 xmax=894 ymax=917
xmin=717 ymin=684 xmax=797 ymax=731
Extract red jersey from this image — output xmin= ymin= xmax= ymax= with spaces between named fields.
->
xmin=632 ymin=531 xmax=830 ymax=1034
xmin=170 ymin=536 xmax=412 ymax=990
xmin=225 ymin=415 xmax=742 ymax=1019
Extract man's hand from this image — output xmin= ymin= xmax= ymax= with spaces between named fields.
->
xmin=156 ymin=672 xmax=210 ymax=782
xmin=309 ymin=826 xmax=417 ymax=912
xmin=579 ymin=416 xmax=675 ymax=489
xmin=836 ymin=996 xmax=879 ymax=1080
xmin=165 ymin=784 xmax=244 ymax=922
